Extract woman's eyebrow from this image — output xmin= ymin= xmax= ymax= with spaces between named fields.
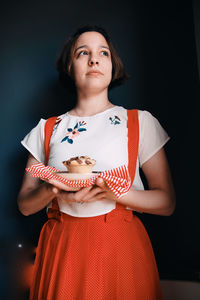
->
xmin=74 ymin=45 xmax=110 ymax=54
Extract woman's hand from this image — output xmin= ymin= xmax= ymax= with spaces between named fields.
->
xmin=44 ymin=179 xmax=82 ymax=193
xmin=46 ymin=177 xmax=118 ymax=204
xmin=94 ymin=178 xmax=119 ymax=201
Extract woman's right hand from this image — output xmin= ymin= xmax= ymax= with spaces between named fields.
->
xmin=46 ymin=179 xmax=105 ymax=205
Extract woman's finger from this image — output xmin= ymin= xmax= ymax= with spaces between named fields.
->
xmin=47 ymin=179 xmax=81 ymax=192
xmin=81 ymin=187 xmax=105 ymax=201
xmin=58 ymin=188 xmax=107 ymax=204
xmin=52 ymin=187 xmax=60 ymax=194
xmin=57 ymin=190 xmax=76 ymax=203
xmin=95 ymin=178 xmax=108 ymax=190
xmin=73 ymin=186 xmax=94 ymax=202
xmin=54 ymin=184 xmax=107 ymax=204
xmin=53 ymin=186 xmax=93 ymax=205
xmin=93 ymin=191 xmax=107 ymax=200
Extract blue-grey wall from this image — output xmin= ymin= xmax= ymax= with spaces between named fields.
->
xmin=1 ymin=0 xmax=199 ymax=299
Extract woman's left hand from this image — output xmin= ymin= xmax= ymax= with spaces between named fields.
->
xmin=94 ymin=177 xmax=119 ymax=202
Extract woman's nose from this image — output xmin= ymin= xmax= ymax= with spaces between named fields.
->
xmin=88 ymin=58 xmax=99 ymax=66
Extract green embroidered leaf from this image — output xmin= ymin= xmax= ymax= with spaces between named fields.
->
xmin=68 ymin=138 xmax=73 ymax=144
xmin=61 ymin=136 xmax=68 ymax=143
xmin=67 ymin=128 xmax=73 ymax=132
xmin=114 ymin=121 xmax=120 ymax=125
xmin=74 ymin=123 xmax=79 ymax=129
xmin=78 ymin=128 xmax=86 ymax=132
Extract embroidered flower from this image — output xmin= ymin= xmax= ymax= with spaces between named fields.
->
xmin=61 ymin=121 xmax=87 ymax=144
xmin=109 ymin=115 xmax=121 ymax=125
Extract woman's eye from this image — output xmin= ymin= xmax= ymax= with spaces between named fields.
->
xmin=78 ymin=50 xmax=109 ymax=57
xmin=101 ymin=51 xmax=109 ymax=56
xmin=78 ymin=50 xmax=88 ymax=56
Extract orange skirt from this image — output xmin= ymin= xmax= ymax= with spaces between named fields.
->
xmin=29 ymin=204 xmax=162 ymax=300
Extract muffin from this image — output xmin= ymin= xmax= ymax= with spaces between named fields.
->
xmin=62 ymin=155 xmax=96 ymax=173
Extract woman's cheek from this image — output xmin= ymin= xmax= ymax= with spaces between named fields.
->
xmin=105 ymin=62 xmax=112 ymax=76
xmin=73 ymin=65 xmax=85 ymax=83
xmin=105 ymin=67 xmax=112 ymax=82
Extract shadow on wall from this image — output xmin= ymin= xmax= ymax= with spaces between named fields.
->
xmin=161 ymin=280 xmax=200 ymax=300
xmin=7 ymin=79 xmax=77 ymax=300
xmin=27 ymin=79 xmax=77 ymax=120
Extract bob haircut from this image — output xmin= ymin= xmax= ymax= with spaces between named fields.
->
xmin=56 ymin=24 xmax=129 ymax=93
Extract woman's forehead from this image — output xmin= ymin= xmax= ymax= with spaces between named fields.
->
xmin=75 ymin=31 xmax=108 ymax=47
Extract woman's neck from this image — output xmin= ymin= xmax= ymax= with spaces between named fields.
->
xmin=70 ymin=90 xmax=114 ymax=117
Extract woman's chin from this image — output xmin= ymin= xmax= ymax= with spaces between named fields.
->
xmin=77 ymin=83 xmax=109 ymax=92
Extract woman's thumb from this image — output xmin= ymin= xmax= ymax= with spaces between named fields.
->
xmin=52 ymin=187 xmax=59 ymax=194
xmin=96 ymin=177 xmax=104 ymax=186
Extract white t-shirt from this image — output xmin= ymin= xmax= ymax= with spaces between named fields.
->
xmin=21 ymin=105 xmax=170 ymax=217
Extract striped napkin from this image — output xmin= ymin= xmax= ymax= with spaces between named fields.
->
xmin=26 ymin=163 xmax=132 ymax=199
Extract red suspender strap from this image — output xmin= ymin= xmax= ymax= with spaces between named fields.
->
xmin=127 ymin=109 xmax=139 ymax=186
xmin=44 ymin=116 xmax=58 ymax=165
xmin=44 ymin=116 xmax=59 ymax=212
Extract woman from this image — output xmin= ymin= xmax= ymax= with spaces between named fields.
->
xmin=17 ymin=25 xmax=176 ymax=300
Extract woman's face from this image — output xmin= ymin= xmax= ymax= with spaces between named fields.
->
xmin=70 ymin=31 xmax=112 ymax=93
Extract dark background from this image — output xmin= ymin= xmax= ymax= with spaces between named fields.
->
xmin=1 ymin=0 xmax=199 ymax=299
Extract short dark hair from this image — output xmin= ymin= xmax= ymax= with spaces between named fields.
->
xmin=56 ymin=24 xmax=129 ymax=93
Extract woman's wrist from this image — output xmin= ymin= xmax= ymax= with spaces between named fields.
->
xmin=18 ymin=181 xmax=58 ymax=216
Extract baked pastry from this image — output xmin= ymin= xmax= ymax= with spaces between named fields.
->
xmin=63 ymin=155 xmax=96 ymax=173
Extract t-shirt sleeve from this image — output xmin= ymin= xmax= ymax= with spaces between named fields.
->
xmin=138 ymin=110 xmax=170 ymax=167
xmin=21 ymin=118 xmax=46 ymax=163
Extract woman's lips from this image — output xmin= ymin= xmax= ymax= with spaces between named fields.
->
xmin=86 ymin=71 xmax=103 ymax=76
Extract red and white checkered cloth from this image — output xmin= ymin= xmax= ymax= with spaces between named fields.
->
xmin=26 ymin=163 xmax=132 ymax=199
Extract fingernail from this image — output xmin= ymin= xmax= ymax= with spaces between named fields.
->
xmin=52 ymin=187 xmax=58 ymax=194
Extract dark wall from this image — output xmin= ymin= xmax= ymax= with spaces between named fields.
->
xmin=1 ymin=0 xmax=199 ymax=299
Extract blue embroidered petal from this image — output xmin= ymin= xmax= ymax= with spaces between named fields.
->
xmin=68 ymin=138 xmax=73 ymax=144
xmin=78 ymin=128 xmax=87 ymax=132
xmin=74 ymin=122 xmax=79 ymax=129
xmin=61 ymin=136 xmax=69 ymax=143
xmin=67 ymin=128 xmax=73 ymax=132
xmin=114 ymin=121 xmax=120 ymax=125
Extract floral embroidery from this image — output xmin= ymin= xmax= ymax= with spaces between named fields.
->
xmin=61 ymin=121 xmax=87 ymax=144
xmin=109 ymin=115 xmax=121 ymax=125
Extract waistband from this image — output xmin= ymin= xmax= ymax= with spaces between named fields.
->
xmin=47 ymin=201 xmax=134 ymax=223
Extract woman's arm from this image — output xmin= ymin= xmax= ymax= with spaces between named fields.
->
xmin=17 ymin=154 xmax=81 ymax=216
xmin=17 ymin=154 xmax=57 ymax=216
xmin=117 ymin=147 xmax=176 ymax=216
xmin=95 ymin=147 xmax=176 ymax=216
